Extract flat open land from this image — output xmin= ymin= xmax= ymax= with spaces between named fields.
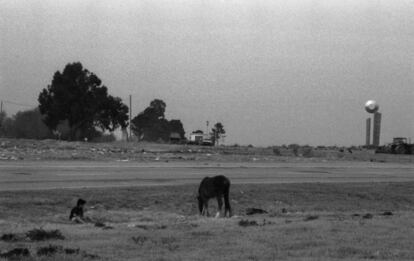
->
xmin=1 ymin=139 xmax=414 ymax=260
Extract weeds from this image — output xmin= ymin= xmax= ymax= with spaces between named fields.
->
xmin=37 ymin=244 xmax=63 ymax=256
xmin=94 ymin=222 xmax=114 ymax=230
xmin=382 ymin=211 xmax=393 ymax=216
xmin=303 ymin=215 xmax=319 ymax=221
xmin=26 ymin=228 xmax=65 ymax=241
xmin=0 ymin=248 xmax=30 ymax=259
xmin=36 ymin=245 xmax=97 ymax=259
xmin=64 ymin=248 xmax=80 ymax=255
xmin=238 ymin=219 xmax=258 ymax=227
xmin=0 ymin=233 xmax=18 ymax=242
xmin=132 ymin=236 xmax=148 ymax=246
xmin=131 ymin=236 xmax=179 ymax=251
xmin=191 ymin=231 xmax=214 ymax=237
xmin=362 ymin=213 xmax=373 ymax=219
xmin=160 ymin=237 xmax=179 ymax=251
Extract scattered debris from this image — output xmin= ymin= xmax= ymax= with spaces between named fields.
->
xmin=246 ymin=208 xmax=268 ymax=215
xmin=26 ymin=228 xmax=65 ymax=241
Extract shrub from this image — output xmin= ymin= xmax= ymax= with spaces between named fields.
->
xmin=304 ymin=215 xmax=319 ymax=221
xmin=26 ymin=228 xmax=65 ymax=241
xmin=0 ymin=233 xmax=18 ymax=242
xmin=272 ymin=147 xmax=281 ymax=156
xmin=238 ymin=219 xmax=258 ymax=227
xmin=37 ymin=244 xmax=63 ymax=256
xmin=0 ymin=248 xmax=30 ymax=259
xmin=302 ymin=147 xmax=314 ymax=157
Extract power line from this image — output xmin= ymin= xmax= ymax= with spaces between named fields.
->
xmin=2 ymin=100 xmax=37 ymax=108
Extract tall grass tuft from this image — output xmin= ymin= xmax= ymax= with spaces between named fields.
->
xmin=26 ymin=228 xmax=65 ymax=241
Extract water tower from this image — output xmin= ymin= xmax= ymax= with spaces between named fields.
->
xmin=365 ymin=100 xmax=381 ymax=147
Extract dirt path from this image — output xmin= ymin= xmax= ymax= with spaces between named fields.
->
xmin=0 ymin=160 xmax=413 ymax=191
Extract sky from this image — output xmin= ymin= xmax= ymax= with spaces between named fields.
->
xmin=0 ymin=0 xmax=413 ymax=146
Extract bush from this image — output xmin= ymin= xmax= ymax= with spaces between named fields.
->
xmin=0 ymin=248 xmax=30 ymax=259
xmin=37 ymin=244 xmax=63 ymax=256
xmin=91 ymin=133 xmax=116 ymax=142
xmin=302 ymin=147 xmax=314 ymax=157
xmin=26 ymin=228 xmax=65 ymax=241
xmin=272 ymin=147 xmax=281 ymax=156
xmin=238 ymin=219 xmax=258 ymax=227
xmin=0 ymin=233 xmax=18 ymax=242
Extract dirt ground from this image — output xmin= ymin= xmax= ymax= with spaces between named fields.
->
xmin=0 ymin=139 xmax=414 ymax=260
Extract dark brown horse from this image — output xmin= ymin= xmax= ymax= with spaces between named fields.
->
xmin=197 ymin=175 xmax=232 ymax=217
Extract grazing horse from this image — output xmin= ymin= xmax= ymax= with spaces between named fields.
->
xmin=197 ymin=175 xmax=232 ymax=217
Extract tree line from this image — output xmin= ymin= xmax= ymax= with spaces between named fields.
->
xmin=0 ymin=62 xmax=225 ymax=144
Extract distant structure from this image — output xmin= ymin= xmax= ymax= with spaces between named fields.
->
xmin=372 ymin=112 xmax=382 ymax=147
xmin=169 ymin=132 xmax=182 ymax=144
xmin=188 ymin=131 xmax=213 ymax=146
xmin=365 ymin=118 xmax=371 ymax=146
xmin=364 ymin=100 xmax=381 ymax=147
xmin=189 ymin=132 xmax=204 ymax=144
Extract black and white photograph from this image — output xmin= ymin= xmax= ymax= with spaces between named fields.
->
xmin=0 ymin=0 xmax=413 ymax=260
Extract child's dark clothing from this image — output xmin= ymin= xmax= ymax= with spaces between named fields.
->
xmin=69 ymin=206 xmax=84 ymax=220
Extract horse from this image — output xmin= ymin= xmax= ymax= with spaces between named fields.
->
xmin=197 ymin=175 xmax=232 ymax=217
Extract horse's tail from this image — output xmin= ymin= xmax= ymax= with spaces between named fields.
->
xmin=223 ymin=178 xmax=232 ymax=217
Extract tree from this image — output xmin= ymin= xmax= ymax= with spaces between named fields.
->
xmin=0 ymin=111 xmax=10 ymax=137
xmin=150 ymin=99 xmax=166 ymax=120
xmin=38 ymin=62 xmax=129 ymax=140
xmin=0 ymin=111 xmax=6 ymax=131
xmin=211 ymin=122 xmax=225 ymax=146
xmin=131 ymin=99 xmax=185 ymax=142
xmin=13 ymin=108 xmax=53 ymax=139
xmin=169 ymin=119 xmax=185 ymax=139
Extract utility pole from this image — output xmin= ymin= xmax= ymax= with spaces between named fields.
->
xmin=129 ymin=95 xmax=132 ymax=141
xmin=0 ymin=100 xmax=3 ymax=113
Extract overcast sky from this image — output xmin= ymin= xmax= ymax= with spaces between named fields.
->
xmin=0 ymin=0 xmax=413 ymax=146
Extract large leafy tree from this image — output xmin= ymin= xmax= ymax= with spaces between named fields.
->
xmin=131 ymin=99 xmax=185 ymax=142
xmin=12 ymin=108 xmax=53 ymax=139
xmin=211 ymin=122 xmax=225 ymax=146
xmin=38 ymin=62 xmax=128 ymax=140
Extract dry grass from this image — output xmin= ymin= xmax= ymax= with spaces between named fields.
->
xmin=1 ymin=182 xmax=414 ymax=260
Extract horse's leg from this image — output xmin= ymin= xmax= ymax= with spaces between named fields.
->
xmin=215 ymin=196 xmax=223 ymax=218
xmin=205 ymin=201 xmax=210 ymax=217
xmin=202 ymin=200 xmax=209 ymax=217
xmin=224 ymin=189 xmax=232 ymax=217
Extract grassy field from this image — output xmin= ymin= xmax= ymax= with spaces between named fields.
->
xmin=1 ymin=182 xmax=414 ymax=260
